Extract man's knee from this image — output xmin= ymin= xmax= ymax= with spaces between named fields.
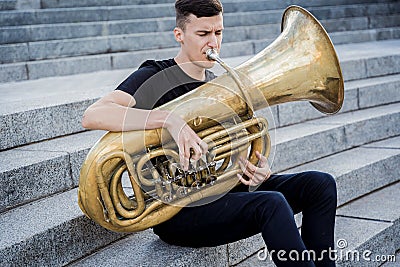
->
xmin=307 ymin=171 xmax=337 ymax=205
xmin=319 ymin=172 xmax=337 ymax=197
xmin=260 ymin=191 xmax=293 ymax=216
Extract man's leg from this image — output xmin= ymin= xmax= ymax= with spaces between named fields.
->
xmin=254 ymin=171 xmax=337 ymax=267
xmin=153 ymin=190 xmax=315 ymax=267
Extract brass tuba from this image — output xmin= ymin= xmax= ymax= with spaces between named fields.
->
xmin=78 ymin=6 xmax=344 ymax=232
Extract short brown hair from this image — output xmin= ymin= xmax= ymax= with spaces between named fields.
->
xmin=175 ymin=0 xmax=223 ymax=30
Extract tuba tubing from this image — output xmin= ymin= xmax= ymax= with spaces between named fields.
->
xmin=78 ymin=6 xmax=344 ymax=232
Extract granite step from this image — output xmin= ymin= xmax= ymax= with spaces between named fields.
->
xmin=0 ymin=187 xmax=126 ymax=267
xmin=1 ymin=1 xmax=398 ymax=266
xmin=38 ymin=0 xmax=399 ymax=9
xmin=0 ymin=0 xmax=286 ymax=27
xmin=0 ymin=130 xmax=105 ymax=212
xmin=1 ymin=98 xmax=398 ymax=214
xmin=1 ymin=135 xmax=399 ymax=266
xmin=42 ymin=137 xmax=399 ymax=267
xmin=2 ymin=25 xmax=400 ymax=82
xmin=40 ymin=0 xmax=174 ymax=9
xmin=282 ymin=136 xmax=400 ymax=206
xmin=1 ymin=20 xmax=399 ymax=64
xmin=270 ymin=102 xmax=400 ymax=172
xmin=2 ymin=8 xmax=399 ymax=45
xmin=1 ymin=4 xmax=399 ymax=81
xmin=1 ymin=39 xmax=399 ymax=150
xmin=0 ymin=24 xmax=278 ymax=64
xmin=275 ymin=72 xmax=400 ymax=128
xmin=2 ymin=0 xmax=398 ymax=11
xmin=329 ymin=27 xmax=400 ymax=46
xmin=0 ymin=0 xmax=16 ymax=11
xmin=1 ymin=1 xmax=398 ymax=27
xmin=236 ymin=180 xmax=400 ymax=267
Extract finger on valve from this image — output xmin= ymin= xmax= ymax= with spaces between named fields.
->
xmin=238 ymin=156 xmax=257 ymax=174
xmin=190 ymin=144 xmax=202 ymax=161
xmin=255 ymin=151 xmax=268 ymax=168
xmin=199 ymin=140 xmax=209 ymax=154
xmin=237 ymin=173 xmax=255 ymax=186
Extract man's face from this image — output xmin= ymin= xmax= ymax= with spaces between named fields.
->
xmin=176 ymin=13 xmax=224 ymax=69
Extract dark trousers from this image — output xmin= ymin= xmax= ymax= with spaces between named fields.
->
xmin=153 ymin=171 xmax=337 ymax=267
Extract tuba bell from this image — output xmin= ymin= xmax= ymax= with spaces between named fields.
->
xmin=78 ymin=5 xmax=344 ymax=232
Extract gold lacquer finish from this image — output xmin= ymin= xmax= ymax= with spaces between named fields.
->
xmin=78 ymin=6 xmax=344 ymax=232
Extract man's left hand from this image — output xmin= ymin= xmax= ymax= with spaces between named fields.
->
xmin=237 ymin=151 xmax=272 ymax=186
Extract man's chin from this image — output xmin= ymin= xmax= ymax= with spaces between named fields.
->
xmin=196 ymin=60 xmax=216 ymax=69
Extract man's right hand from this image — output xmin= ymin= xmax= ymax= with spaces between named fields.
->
xmin=164 ymin=113 xmax=208 ymax=171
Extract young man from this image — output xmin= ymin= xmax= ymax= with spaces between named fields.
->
xmin=82 ymin=1 xmax=337 ymax=266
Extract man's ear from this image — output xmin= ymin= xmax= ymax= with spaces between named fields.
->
xmin=174 ymin=27 xmax=184 ymax=43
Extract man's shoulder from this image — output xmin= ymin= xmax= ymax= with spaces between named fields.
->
xmin=120 ymin=58 xmax=176 ymax=85
xmin=138 ymin=58 xmax=176 ymax=72
xmin=115 ymin=58 xmax=174 ymax=96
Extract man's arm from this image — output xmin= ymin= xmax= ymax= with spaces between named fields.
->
xmin=81 ymin=90 xmax=207 ymax=170
xmin=82 ymin=90 xmax=170 ymax=132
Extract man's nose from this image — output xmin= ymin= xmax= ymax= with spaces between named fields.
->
xmin=207 ymin=34 xmax=218 ymax=48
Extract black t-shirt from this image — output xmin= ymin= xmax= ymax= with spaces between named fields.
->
xmin=116 ymin=58 xmax=216 ymax=109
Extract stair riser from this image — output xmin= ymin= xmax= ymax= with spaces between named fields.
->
xmin=0 ymin=215 xmax=125 ymax=267
xmin=336 ymin=224 xmax=398 ymax=267
xmin=273 ymin=111 xmax=400 ymax=172
xmin=275 ymin=77 xmax=400 ymax=127
xmin=0 ymin=1 xmax=16 ymax=11
xmin=37 ymin=0 xmax=398 ymax=9
xmin=1 ymin=3 xmax=398 ymax=27
xmin=1 ymin=99 xmax=95 ymax=150
xmin=336 ymin=153 xmax=400 ymax=206
xmin=3 ymin=30 xmax=399 ymax=84
xmin=3 ymin=24 xmax=399 ymax=65
xmin=1 ymin=11 xmax=399 ymax=45
xmin=0 ymin=129 xmax=103 ymax=212
xmin=0 ymin=150 xmax=73 ymax=212
xmin=330 ymin=27 xmax=400 ymax=45
xmin=41 ymin=0 xmax=172 ymax=9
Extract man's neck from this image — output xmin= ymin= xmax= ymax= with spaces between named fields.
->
xmin=174 ymin=54 xmax=206 ymax=81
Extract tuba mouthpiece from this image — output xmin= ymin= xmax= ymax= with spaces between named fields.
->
xmin=206 ymin=49 xmax=219 ymax=61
